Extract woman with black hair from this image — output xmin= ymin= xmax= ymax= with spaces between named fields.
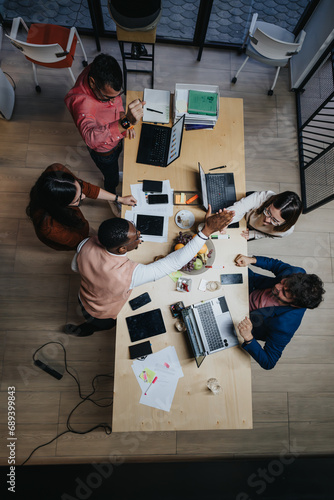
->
xmin=226 ymin=191 xmax=302 ymax=240
xmin=26 ymin=163 xmax=136 ymax=251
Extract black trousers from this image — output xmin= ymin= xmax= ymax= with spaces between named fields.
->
xmin=73 ymin=299 xmax=116 ymax=337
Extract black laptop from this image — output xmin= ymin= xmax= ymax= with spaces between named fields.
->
xmin=136 ymin=114 xmax=185 ymax=167
xmin=198 ymin=162 xmax=237 ymax=214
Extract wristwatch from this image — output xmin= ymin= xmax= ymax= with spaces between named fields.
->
xmin=120 ymin=116 xmax=132 ymax=130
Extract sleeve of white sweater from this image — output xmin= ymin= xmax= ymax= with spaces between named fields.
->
xmin=130 ymin=232 xmax=208 ymax=289
xmin=225 ymin=191 xmax=275 ymax=223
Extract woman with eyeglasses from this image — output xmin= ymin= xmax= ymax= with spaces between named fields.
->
xmin=26 ymin=163 xmax=136 ymax=251
xmin=226 ymin=191 xmax=302 ymax=240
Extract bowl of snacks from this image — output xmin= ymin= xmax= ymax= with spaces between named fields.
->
xmin=174 ymin=231 xmax=215 ymax=274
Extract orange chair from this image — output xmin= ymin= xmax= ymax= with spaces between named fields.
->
xmin=6 ymin=17 xmax=88 ymax=92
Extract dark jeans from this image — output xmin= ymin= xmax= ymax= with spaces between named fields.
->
xmin=88 ymin=141 xmax=123 ymax=194
xmin=74 ymin=299 xmax=116 ymax=337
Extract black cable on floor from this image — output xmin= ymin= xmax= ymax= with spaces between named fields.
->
xmin=21 ymin=341 xmax=113 ymax=466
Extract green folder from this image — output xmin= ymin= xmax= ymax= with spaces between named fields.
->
xmin=188 ymin=90 xmax=218 ymax=116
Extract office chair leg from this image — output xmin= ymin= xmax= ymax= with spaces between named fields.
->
xmin=68 ymin=67 xmax=76 ymax=85
xmin=32 ymin=63 xmax=41 ymax=93
xmin=268 ymin=66 xmax=281 ymax=96
xmin=232 ymin=56 xmax=249 ymax=84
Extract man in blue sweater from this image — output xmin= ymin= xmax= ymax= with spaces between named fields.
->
xmin=235 ymin=254 xmax=325 ymax=370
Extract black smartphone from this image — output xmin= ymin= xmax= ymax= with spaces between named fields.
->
xmin=129 ymin=341 xmax=152 ymax=359
xmin=148 ymin=194 xmax=168 ymax=204
xmin=220 ymin=273 xmax=243 ymax=285
xmin=142 ymin=180 xmax=163 ymax=193
xmin=129 ymin=292 xmax=151 ymax=311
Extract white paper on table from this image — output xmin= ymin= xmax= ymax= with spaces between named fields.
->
xmin=139 ymin=374 xmax=179 ymax=412
xmin=130 ymin=180 xmax=174 ymax=217
xmin=131 ymin=346 xmax=184 ymax=412
xmin=124 ymin=209 xmax=169 ymax=243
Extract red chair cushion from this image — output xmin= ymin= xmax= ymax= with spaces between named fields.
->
xmin=26 ymin=24 xmax=77 ymax=68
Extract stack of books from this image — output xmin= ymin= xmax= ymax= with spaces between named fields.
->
xmin=174 ymin=83 xmax=219 ymax=130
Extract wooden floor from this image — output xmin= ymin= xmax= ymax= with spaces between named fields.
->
xmin=0 ymin=35 xmax=333 ymax=466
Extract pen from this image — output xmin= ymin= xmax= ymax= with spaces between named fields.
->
xmin=211 ymin=234 xmax=230 ymax=239
xmin=209 ymin=165 xmax=227 ymax=171
xmin=147 ymin=108 xmax=163 ymax=114
xmin=145 ymin=376 xmax=158 ymax=395
xmin=205 ymin=265 xmax=225 ymax=268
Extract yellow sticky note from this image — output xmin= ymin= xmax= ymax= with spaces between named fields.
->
xmin=139 ymin=368 xmax=155 ymax=383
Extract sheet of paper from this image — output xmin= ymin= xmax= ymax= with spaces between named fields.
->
xmin=143 ymin=88 xmax=170 ymax=124
xmin=131 ymin=346 xmax=184 ymax=412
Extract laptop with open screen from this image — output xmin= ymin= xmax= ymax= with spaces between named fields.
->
xmin=136 ymin=114 xmax=185 ymax=167
xmin=181 ymin=295 xmax=238 ymax=367
xmin=198 ymin=162 xmax=237 ymax=213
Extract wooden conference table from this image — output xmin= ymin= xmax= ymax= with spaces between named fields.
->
xmin=112 ymin=91 xmax=252 ymax=432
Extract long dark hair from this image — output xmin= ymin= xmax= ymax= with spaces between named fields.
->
xmin=256 ymin=191 xmax=302 ymax=233
xmin=26 ymin=170 xmax=84 ymax=229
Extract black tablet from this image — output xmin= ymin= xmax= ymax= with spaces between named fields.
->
xmin=126 ymin=308 xmax=166 ymax=342
xmin=136 ymin=214 xmax=164 ymax=236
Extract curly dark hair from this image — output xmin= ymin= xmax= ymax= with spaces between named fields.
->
xmin=98 ymin=218 xmax=130 ymax=249
xmin=256 ymin=191 xmax=302 ymax=233
xmin=88 ymin=53 xmax=123 ymax=91
xmin=284 ymin=273 xmax=325 ymax=309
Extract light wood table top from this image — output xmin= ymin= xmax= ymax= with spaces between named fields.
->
xmin=112 ymin=91 xmax=252 ymax=432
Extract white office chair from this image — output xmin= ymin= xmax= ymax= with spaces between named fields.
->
xmin=5 ymin=17 xmax=88 ymax=92
xmin=232 ymin=13 xmax=306 ymax=95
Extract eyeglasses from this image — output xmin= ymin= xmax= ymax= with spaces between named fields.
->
xmin=263 ymin=207 xmax=283 ymax=226
xmin=95 ymin=85 xmax=124 ymax=102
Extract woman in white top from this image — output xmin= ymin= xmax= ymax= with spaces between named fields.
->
xmin=226 ymin=191 xmax=302 ymax=240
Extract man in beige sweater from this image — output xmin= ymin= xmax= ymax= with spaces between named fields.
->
xmin=65 ymin=206 xmax=234 ymax=336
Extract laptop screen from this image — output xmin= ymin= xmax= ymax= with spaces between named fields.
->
xmin=198 ymin=162 xmax=209 ymax=210
xmin=166 ymin=114 xmax=185 ymax=166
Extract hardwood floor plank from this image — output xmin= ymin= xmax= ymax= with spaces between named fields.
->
xmin=0 ymin=424 xmax=58 ymax=463
xmin=289 ymin=392 xmax=334 ymax=422
xmin=279 ymin=336 xmax=334 ymax=363
xmin=252 ymin=392 xmax=288 ymax=423
xmin=252 ymin=364 xmax=334 ymax=393
xmin=14 ymin=246 xmax=73 ymax=275
xmin=289 ymin=422 xmax=334 ymax=454
xmin=0 ymin=274 xmax=69 ymax=301
xmin=0 ymin=218 xmax=19 ymax=246
xmin=59 ymin=391 xmax=113 ymax=424
xmin=55 ymin=427 xmax=177 ymax=457
xmin=0 ymin=300 xmax=68 ymax=331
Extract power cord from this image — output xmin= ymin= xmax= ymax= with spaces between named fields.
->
xmin=21 ymin=341 xmax=113 ymax=466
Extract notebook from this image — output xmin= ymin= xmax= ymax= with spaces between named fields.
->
xmin=181 ymin=296 xmax=238 ymax=367
xmin=198 ymin=162 xmax=237 ymax=214
xmin=143 ymin=88 xmax=170 ymax=124
xmin=136 ymin=114 xmax=185 ymax=167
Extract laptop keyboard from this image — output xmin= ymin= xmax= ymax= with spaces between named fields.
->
xmin=196 ymin=302 xmax=225 ymax=351
xmin=149 ymin=127 xmax=168 ymax=164
xmin=206 ymin=174 xmax=226 ymax=213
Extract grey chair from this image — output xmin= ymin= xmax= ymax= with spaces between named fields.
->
xmin=232 ymin=13 xmax=306 ymax=95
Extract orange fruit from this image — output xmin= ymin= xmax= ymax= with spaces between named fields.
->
xmin=198 ymin=243 xmax=208 ymax=254
xmin=174 ymin=243 xmax=185 ymax=251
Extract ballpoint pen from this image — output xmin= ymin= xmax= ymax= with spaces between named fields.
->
xmin=147 ymin=108 xmax=163 ymax=114
xmin=144 ymin=376 xmax=158 ymax=395
xmin=209 ymin=165 xmax=227 ymax=171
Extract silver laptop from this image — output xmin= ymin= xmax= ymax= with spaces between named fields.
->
xmin=181 ymin=295 xmax=238 ymax=367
